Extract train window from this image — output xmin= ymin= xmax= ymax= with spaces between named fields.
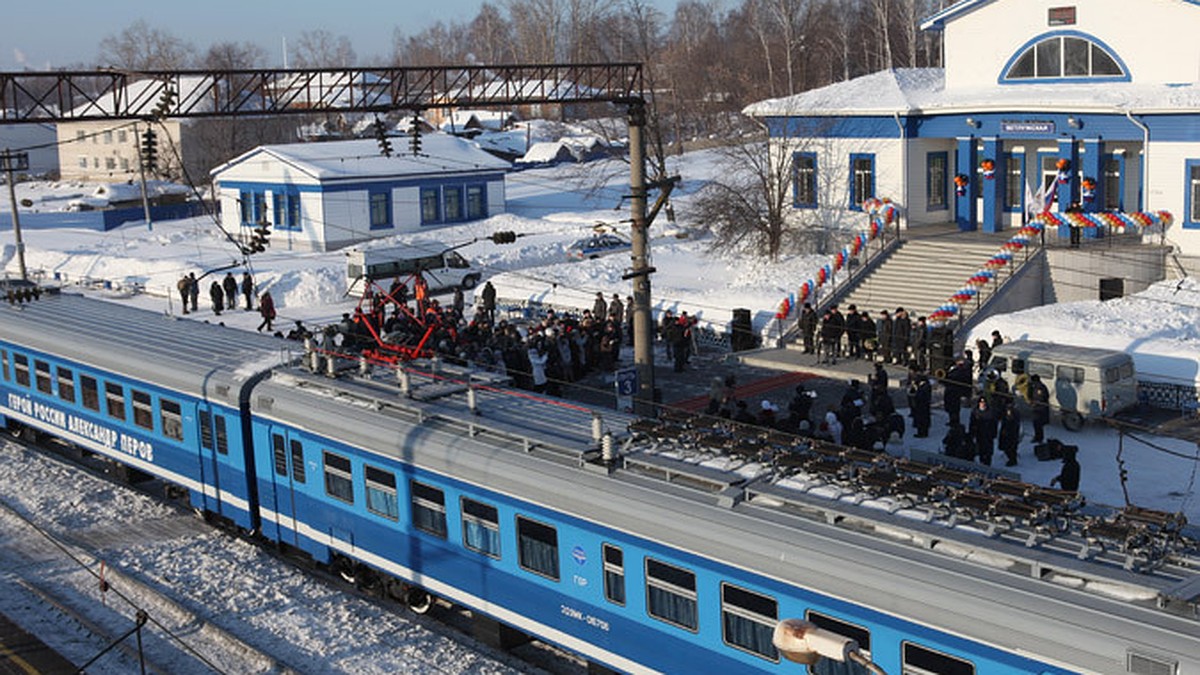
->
xmin=1057 ymin=365 xmax=1085 ymax=384
xmin=323 ymin=451 xmax=354 ymax=504
xmin=34 ymin=360 xmax=52 ymax=394
xmin=198 ymin=411 xmax=213 ymax=449
xmin=0 ymin=349 xmax=6 ymax=381
xmin=461 ymin=498 xmax=500 ymax=558
xmin=57 ymin=367 xmax=75 ymax=403
xmin=80 ymin=375 xmax=99 ymax=411
xmin=602 ymin=544 xmax=625 ymax=606
xmin=410 ymin=480 xmax=447 ymax=538
xmin=160 ymin=399 xmax=183 ymax=441
xmin=214 ymin=415 xmax=228 ymax=455
xmin=901 ymin=643 xmax=974 ymax=675
xmin=272 ymin=434 xmax=288 ymax=476
xmin=365 ymin=465 xmax=398 ymax=521
xmin=290 ymin=440 xmax=306 ymax=483
xmin=721 ymin=584 xmax=779 ymax=661
xmin=132 ymin=390 xmax=153 ymax=430
xmin=105 ymin=382 xmax=125 ymax=420
xmin=13 ymin=354 xmax=30 ymax=387
xmin=645 ymin=558 xmax=698 ymax=631
xmin=806 ymin=612 xmax=871 ymax=675
xmin=516 ymin=516 xmax=559 ymax=580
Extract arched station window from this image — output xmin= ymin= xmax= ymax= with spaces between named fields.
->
xmin=1002 ymin=32 xmax=1127 ymax=82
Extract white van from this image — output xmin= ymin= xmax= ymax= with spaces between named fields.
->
xmin=346 ymin=243 xmax=481 ymax=296
xmin=985 ymin=339 xmax=1137 ymax=430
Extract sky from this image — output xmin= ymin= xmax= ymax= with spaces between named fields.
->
xmin=0 ymin=0 xmax=689 ymax=71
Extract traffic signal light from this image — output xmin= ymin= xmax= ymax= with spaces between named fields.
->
xmin=249 ymin=222 xmax=271 ymax=253
xmin=140 ymin=129 xmax=158 ymax=172
xmin=374 ymin=117 xmax=392 ymax=157
xmin=490 ymin=231 xmax=517 ymax=244
xmin=153 ymin=86 xmax=176 ymax=119
xmin=409 ymin=113 xmax=422 ymax=156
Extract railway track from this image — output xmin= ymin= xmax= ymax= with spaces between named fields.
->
xmin=0 ymin=433 xmax=580 ymax=675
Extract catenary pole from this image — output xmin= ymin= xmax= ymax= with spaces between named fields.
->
xmin=2 ymin=148 xmax=28 ymax=281
xmin=627 ymin=100 xmax=656 ymax=416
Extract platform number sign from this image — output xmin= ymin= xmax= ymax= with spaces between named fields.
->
xmin=615 ymin=366 xmax=637 ymax=413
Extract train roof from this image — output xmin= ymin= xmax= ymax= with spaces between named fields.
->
xmin=991 ymin=339 xmax=1134 ymax=367
xmin=0 ymin=291 xmax=293 ymax=404
xmin=255 ymin=360 xmax=1200 ymax=672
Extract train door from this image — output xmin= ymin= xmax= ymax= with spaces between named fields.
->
xmin=195 ymin=407 xmax=225 ymax=515
xmin=268 ymin=427 xmax=307 ymax=548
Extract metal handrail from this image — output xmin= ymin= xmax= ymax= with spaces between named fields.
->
xmin=950 ymin=226 xmax=1046 ymax=335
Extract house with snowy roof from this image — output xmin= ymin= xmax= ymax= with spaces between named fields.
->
xmin=57 ymin=76 xmax=293 ymax=183
xmin=745 ymin=0 xmax=1200 ymax=265
xmin=211 ymin=133 xmax=508 ymax=252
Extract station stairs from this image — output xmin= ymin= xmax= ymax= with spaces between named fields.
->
xmin=735 ymin=227 xmax=1022 ymax=375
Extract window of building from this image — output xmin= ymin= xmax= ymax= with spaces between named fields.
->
xmin=131 ymin=390 xmax=153 ymax=430
xmin=93 ymin=157 xmax=99 ymax=168
xmin=793 ymin=152 xmax=818 ymax=208
xmin=603 ymin=544 xmax=625 ymax=605
xmin=76 ymin=130 xmax=86 ymax=142
xmin=288 ymin=194 xmax=301 ymax=230
xmin=78 ymin=156 xmax=88 ymax=169
xmin=323 ymin=451 xmax=354 ymax=504
xmin=214 ymin=414 xmax=228 ymax=455
xmin=13 ymin=354 xmax=30 ymax=387
xmin=34 ymin=360 xmax=52 ymax=394
xmin=56 ymin=367 xmax=75 ymax=403
xmin=80 ymin=374 xmax=99 ymax=411
xmin=274 ymin=192 xmax=301 ymax=231
xmin=926 ymin=152 xmax=947 ymax=210
xmin=420 ymin=187 xmax=441 ymax=224
xmin=253 ymin=192 xmax=266 ymax=224
xmin=369 ymin=190 xmax=392 ymax=229
xmin=807 ymin=612 xmax=871 ymax=675
xmin=105 ymin=157 xmax=116 ymax=170
xmin=462 ymin=497 xmax=500 ymax=558
xmin=1187 ymin=161 xmax=1200 ymax=228
xmin=1004 ymin=33 xmax=1125 ymax=81
xmin=1103 ymin=155 xmax=1123 ymax=211
xmin=466 ymin=185 xmax=486 ymax=219
xmin=103 ymin=130 xmax=113 ymax=144
xmin=160 ymin=399 xmax=183 ymax=441
xmin=901 ymin=643 xmax=974 ymax=675
xmin=443 ymin=186 xmax=463 ymax=221
xmin=365 ymin=465 xmax=398 ymax=520
xmin=411 ymin=480 xmax=447 ymax=537
xmin=105 ymin=382 xmax=125 ymax=420
xmin=1004 ymin=153 xmax=1024 ymax=211
xmin=120 ymin=158 xmax=130 ymax=171
xmin=240 ymin=190 xmax=253 ymax=225
xmin=721 ymin=583 xmax=779 ymax=661
xmin=517 ymin=516 xmax=559 ymax=580
xmin=290 ymin=439 xmax=305 ymax=483
xmin=272 ymin=434 xmax=288 ymax=476
xmin=118 ymin=130 xmax=127 ymax=143
xmin=646 ymin=558 xmax=697 ymax=630
xmin=849 ymin=154 xmax=875 ymax=209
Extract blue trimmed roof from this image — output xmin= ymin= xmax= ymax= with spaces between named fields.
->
xmin=921 ymin=0 xmax=1200 ymax=32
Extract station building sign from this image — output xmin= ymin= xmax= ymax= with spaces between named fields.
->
xmin=1001 ymin=120 xmax=1057 ymax=134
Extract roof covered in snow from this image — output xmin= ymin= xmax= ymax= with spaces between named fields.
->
xmin=211 ymin=133 xmax=510 ymax=182
xmin=743 ymin=68 xmax=1200 ymax=117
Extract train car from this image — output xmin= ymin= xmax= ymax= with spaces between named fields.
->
xmin=249 ymin=357 xmax=1200 ymax=674
xmin=0 ymin=290 xmax=292 ymax=529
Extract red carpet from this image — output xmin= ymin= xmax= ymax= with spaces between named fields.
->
xmin=672 ymin=371 xmax=817 ymax=412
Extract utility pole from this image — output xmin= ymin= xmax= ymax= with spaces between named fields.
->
xmin=1 ymin=148 xmax=29 ymax=281
xmin=626 ymin=100 xmax=656 ymax=416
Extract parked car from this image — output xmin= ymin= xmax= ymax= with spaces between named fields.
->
xmin=566 ymin=233 xmax=632 ymax=260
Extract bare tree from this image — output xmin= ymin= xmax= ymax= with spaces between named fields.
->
xmin=202 ymin=41 xmax=268 ymax=70
xmin=469 ymin=3 xmax=516 ymax=64
xmin=290 ymin=29 xmax=357 ymax=68
xmin=506 ymin=0 xmax=566 ymax=62
xmin=96 ymin=20 xmax=194 ymax=70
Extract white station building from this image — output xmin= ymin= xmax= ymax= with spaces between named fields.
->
xmin=745 ymin=0 xmax=1200 ymax=264
xmin=211 ymin=133 xmax=508 ymax=252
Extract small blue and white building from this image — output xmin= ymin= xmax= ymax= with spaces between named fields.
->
xmin=745 ymin=0 xmax=1200 ymax=259
xmin=211 ymin=133 xmax=508 ymax=252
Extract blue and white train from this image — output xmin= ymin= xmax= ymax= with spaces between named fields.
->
xmin=1 ymin=290 xmax=1198 ymax=675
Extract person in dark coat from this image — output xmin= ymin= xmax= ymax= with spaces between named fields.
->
xmin=1029 ymin=373 xmax=1051 ymax=442
xmin=845 ymin=304 xmax=862 ymax=359
xmin=241 ymin=272 xmax=255 ymax=310
xmin=891 ymin=307 xmax=911 ymax=365
xmin=998 ymin=402 xmax=1022 ymax=466
xmin=222 ymin=273 xmax=238 ymax=311
xmin=733 ymin=400 xmax=756 ymax=425
xmin=177 ymin=274 xmax=192 ymax=314
xmin=976 ymin=338 xmax=993 ymax=375
xmin=969 ymin=396 xmax=997 ymax=466
xmin=911 ymin=316 xmax=929 ymax=372
xmin=859 ymin=310 xmax=877 ymax=361
xmin=908 ymin=373 xmax=932 ymax=438
xmin=257 ymin=291 xmax=276 ymax=332
xmin=799 ymin=303 xmax=818 ymax=354
xmin=786 ymin=383 xmax=816 ymax=432
xmin=187 ymin=272 xmax=199 ymax=312
xmin=1051 ymin=447 xmax=1081 ymax=491
xmin=209 ymin=280 xmax=224 ymax=315
xmin=479 ymin=280 xmax=496 ymax=323
xmin=943 ymin=422 xmax=968 ymax=460
xmin=592 ymin=292 xmax=607 ymax=321
xmin=943 ymin=358 xmax=972 ymax=427
xmin=876 ymin=310 xmax=893 ymax=364
xmin=819 ymin=311 xmax=840 ymax=364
